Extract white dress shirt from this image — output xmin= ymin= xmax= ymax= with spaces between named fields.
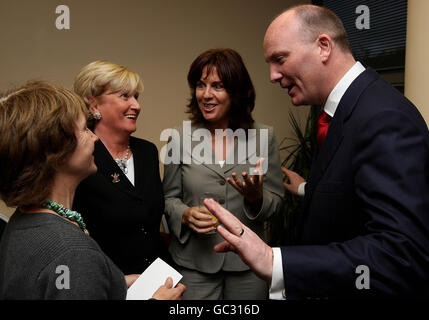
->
xmin=269 ymin=61 xmax=366 ymax=300
xmin=125 ymin=155 xmax=135 ymax=186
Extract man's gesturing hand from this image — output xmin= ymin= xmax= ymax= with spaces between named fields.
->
xmin=204 ymin=198 xmax=273 ymax=283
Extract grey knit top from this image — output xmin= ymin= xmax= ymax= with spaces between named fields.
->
xmin=0 ymin=210 xmax=127 ymax=300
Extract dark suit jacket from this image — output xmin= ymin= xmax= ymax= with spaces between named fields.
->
xmin=282 ymin=68 xmax=429 ymax=299
xmin=73 ymin=136 xmax=171 ymax=275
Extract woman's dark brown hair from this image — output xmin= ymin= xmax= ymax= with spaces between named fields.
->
xmin=186 ymin=48 xmax=255 ymax=131
xmin=0 ymin=81 xmax=88 ymax=209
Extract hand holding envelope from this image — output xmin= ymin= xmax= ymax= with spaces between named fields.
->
xmin=152 ymin=277 xmax=186 ymax=300
xmin=126 ymin=258 xmax=186 ymax=300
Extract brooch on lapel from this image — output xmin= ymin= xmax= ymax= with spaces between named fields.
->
xmin=111 ymin=173 xmax=120 ymax=183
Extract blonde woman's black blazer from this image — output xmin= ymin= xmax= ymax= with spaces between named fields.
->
xmin=73 ymin=136 xmax=171 ymax=274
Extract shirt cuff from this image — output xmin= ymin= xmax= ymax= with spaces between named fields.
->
xmin=297 ymin=182 xmax=306 ymax=197
xmin=269 ymin=247 xmax=286 ymax=300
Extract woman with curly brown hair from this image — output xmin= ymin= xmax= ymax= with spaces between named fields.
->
xmin=163 ymin=48 xmax=284 ymax=300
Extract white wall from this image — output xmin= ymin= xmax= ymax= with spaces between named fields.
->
xmin=405 ymin=0 xmax=429 ymax=124
xmin=0 ymin=0 xmax=310 ymax=217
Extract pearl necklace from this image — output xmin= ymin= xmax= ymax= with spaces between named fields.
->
xmin=42 ymin=199 xmax=89 ymax=235
xmin=114 ymin=144 xmax=130 ymax=174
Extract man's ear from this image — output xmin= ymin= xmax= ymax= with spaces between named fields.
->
xmin=317 ymin=34 xmax=332 ymax=63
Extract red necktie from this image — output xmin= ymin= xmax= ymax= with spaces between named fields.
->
xmin=317 ymin=111 xmax=331 ymax=148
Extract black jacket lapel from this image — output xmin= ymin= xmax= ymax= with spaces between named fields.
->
xmin=94 ymin=140 xmax=142 ymax=201
xmin=299 ymin=68 xmax=380 ymax=230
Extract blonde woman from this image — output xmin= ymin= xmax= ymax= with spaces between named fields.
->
xmin=72 ymin=60 xmax=172 ymax=275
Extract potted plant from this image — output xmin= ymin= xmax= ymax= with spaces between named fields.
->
xmin=267 ymin=105 xmax=321 ymax=246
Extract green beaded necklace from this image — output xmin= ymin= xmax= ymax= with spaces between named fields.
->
xmin=42 ymin=199 xmax=89 ymax=235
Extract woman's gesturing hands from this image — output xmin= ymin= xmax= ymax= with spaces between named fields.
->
xmin=227 ymin=158 xmax=264 ymax=211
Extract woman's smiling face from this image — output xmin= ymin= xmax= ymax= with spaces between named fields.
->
xmin=196 ymin=66 xmax=232 ymax=130
xmin=91 ymin=86 xmax=141 ymax=135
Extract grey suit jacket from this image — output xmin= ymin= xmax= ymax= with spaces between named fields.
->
xmin=163 ymin=122 xmax=284 ymax=273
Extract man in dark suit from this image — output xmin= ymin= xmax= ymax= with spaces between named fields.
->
xmin=206 ymin=4 xmax=429 ymax=298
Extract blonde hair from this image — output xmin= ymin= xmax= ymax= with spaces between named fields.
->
xmin=73 ymin=60 xmax=144 ymax=106
xmin=0 ymin=81 xmax=88 ymax=209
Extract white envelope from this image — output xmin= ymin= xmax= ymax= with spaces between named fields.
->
xmin=126 ymin=258 xmax=183 ymax=300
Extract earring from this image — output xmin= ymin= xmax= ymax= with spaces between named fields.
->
xmin=93 ymin=112 xmax=102 ymax=120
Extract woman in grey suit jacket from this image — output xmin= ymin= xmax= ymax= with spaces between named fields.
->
xmin=163 ymin=49 xmax=284 ymax=300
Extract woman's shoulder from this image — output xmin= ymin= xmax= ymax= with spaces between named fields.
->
xmin=251 ymin=123 xmax=275 ymax=138
xmin=3 ymin=211 xmax=103 ymax=268
xmin=33 ymin=212 xmax=99 ymax=250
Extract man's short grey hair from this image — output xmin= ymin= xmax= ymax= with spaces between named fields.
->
xmin=283 ymin=4 xmax=351 ymax=52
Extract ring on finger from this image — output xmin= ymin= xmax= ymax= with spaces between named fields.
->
xmin=238 ymin=228 xmax=245 ymax=237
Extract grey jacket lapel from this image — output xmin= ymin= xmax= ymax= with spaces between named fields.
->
xmin=186 ymin=124 xmax=264 ymax=176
